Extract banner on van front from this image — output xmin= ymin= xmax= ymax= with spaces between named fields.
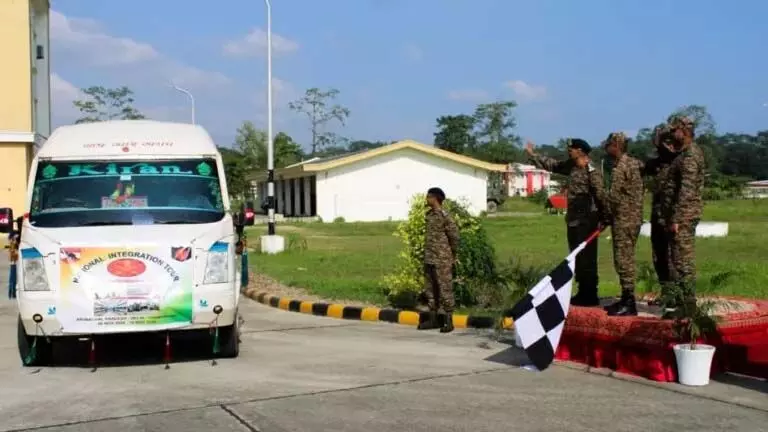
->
xmin=57 ymin=247 xmax=194 ymax=333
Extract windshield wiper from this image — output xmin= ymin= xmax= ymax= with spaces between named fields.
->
xmin=153 ymin=220 xmax=201 ymax=225
xmin=79 ymin=221 xmax=134 ymax=227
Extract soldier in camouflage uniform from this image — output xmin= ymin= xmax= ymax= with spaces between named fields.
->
xmin=602 ymin=132 xmax=644 ymax=316
xmin=661 ymin=115 xmax=706 ymax=304
xmin=643 ymin=125 xmax=679 ymax=298
xmin=419 ymin=187 xmax=460 ymax=333
xmin=526 ymin=139 xmax=611 ymax=307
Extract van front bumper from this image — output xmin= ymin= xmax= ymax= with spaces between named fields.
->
xmin=17 ymin=285 xmax=237 ymax=337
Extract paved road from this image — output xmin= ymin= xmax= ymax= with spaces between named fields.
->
xmin=0 ymin=258 xmax=766 ymax=431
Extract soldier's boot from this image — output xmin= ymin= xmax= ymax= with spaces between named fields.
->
xmin=571 ymin=290 xmax=600 ymax=307
xmin=605 ymin=292 xmax=637 ymax=317
xmin=417 ymin=312 xmax=439 ymax=330
xmin=440 ymin=313 xmax=454 ymax=333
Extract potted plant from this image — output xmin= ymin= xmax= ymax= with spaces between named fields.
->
xmin=664 ymin=288 xmax=721 ymax=386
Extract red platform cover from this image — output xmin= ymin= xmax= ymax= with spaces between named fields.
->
xmin=555 ymin=298 xmax=768 ymax=382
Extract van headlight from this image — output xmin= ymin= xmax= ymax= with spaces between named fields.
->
xmin=23 ymin=258 xmax=50 ymax=291
xmin=203 ymin=241 xmax=229 ymax=284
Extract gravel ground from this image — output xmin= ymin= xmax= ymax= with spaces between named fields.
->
xmin=247 ymin=272 xmax=379 ymax=307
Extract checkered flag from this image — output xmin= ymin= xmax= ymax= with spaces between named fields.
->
xmin=509 ymin=229 xmax=601 ymax=371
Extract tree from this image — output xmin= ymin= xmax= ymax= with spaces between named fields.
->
xmin=235 ymin=121 xmax=268 ymax=171
xmin=73 ymin=86 xmax=145 ymax=123
xmin=288 ymin=88 xmax=351 ymax=154
xmin=218 ymin=147 xmax=251 ymax=200
xmin=471 ymin=101 xmax=522 ymax=163
xmin=273 ymin=132 xmax=304 ymax=167
xmin=433 ymin=115 xmax=477 ymax=154
xmin=347 ymin=140 xmax=389 ymax=152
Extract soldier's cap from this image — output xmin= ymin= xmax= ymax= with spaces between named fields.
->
xmin=602 ymin=132 xmax=628 ymax=148
xmin=566 ymin=138 xmax=592 ymax=154
xmin=666 ymin=114 xmax=695 ymax=132
xmin=427 ymin=187 xmax=446 ymax=202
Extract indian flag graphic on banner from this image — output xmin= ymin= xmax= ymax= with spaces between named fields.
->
xmin=58 ymin=247 xmax=194 ymax=333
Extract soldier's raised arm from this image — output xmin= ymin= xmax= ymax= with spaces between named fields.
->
xmin=525 ymin=141 xmax=572 ymax=176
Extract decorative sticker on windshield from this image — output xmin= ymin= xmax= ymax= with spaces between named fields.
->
xmin=42 ymin=164 xmax=57 ymax=179
xmin=101 ymin=181 xmax=148 ymax=208
xmin=196 ymin=162 xmax=212 ymax=176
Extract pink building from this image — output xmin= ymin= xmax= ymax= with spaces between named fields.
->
xmin=503 ymin=163 xmax=552 ymax=197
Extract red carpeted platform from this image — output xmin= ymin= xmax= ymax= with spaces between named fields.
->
xmin=555 ymin=297 xmax=768 ymax=382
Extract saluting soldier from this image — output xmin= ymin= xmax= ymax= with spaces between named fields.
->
xmin=419 ymin=187 xmax=460 ymax=333
xmin=526 ymin=139 xmax=611 ymax=307
xmin=643 ymin=125 xmax=679 ymax=300
xmin=602 ymin=132 xmax=644 ymax=316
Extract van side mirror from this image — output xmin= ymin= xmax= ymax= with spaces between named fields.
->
xmin=0 ymin=208 xmax=13 ymax=234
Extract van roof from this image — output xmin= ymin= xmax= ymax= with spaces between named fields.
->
xmin=37 ymin=120 xmax=219 ymax=158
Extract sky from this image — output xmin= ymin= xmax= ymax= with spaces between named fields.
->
xmin=49 ymin=0 xmax=768 ymax=152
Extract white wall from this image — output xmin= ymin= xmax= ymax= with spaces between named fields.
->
xmin=315 ymin=148 xmax=488 ymax=222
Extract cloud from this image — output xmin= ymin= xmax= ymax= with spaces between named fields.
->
xmin=503 ymin=80 xmax=548 ymax=102
xmin=404 ymin=43 xmax=423 ymax=62
xmin=446 ymin=89 xmax=489 ymax=103
xmin=50 ymin=73 xmax=82 ymax=124
xmin=50 ymin=10 xmax=230 ymax=89
xmin=222 ymin=28 xmax=299 ymax=58
xmin=50 ymin=10 xmax=158 ymax=66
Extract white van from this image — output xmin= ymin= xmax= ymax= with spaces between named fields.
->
xmin=13 ymin=120 xmax=251 ymax=365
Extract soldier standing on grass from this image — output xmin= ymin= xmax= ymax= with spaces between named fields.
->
xmin=662 ymin=115 xmax=706 ymax=307
xmin=602 ymin=132 xmax=644 ymax=316
xmin=419 ymin=187 xmax=460 ymax=333
xmin=526 ymin=139 xmax=611 ymax=307
xmin=643 ymin=125 xmax=679 ymax=301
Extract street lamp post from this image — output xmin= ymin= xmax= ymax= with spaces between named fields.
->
xmin=172 ymin=84 xmax=196 ymax=124
xmin=265 ymin=0 xmax=275 ymax=236
xmin=260 ymin=0 xmax=284 ymax=254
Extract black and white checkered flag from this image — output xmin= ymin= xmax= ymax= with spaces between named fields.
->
xmin=508 ymin=229 xmax=601 ymax=371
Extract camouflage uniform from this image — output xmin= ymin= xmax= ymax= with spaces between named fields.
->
xmin=607 ymin=148 xmax=645 ymax=297
xmin=530 ymin=149 xmax=610 ymax=305
xmin=644 ymin=126 xmax=679 ymax=288
xmin=423 ymin=207 xmax=460 ymax=314
xmin=662 ymin=117 xmax=706 ymax=298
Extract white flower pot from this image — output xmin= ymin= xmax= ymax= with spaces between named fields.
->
xmin=673 ymin=343 xmax=716 ymax=386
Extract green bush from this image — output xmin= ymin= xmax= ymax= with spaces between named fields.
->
xmin=382 ymin=194 xmax=502 ymax=308
xmin=527 ymin=189 xmax=549 ymax=206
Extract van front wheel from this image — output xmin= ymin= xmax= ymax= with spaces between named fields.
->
xmin=17 ymin=316 xmax=52 ymax=367
xmin=216 ymin=320 xmax=240 ymax=358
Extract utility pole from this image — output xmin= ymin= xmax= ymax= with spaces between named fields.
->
xmin=260 ymin=0 xmax=284 ymax=254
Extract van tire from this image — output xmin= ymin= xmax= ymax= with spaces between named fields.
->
xmin=487 ymin=200 xmax=498 ymax=213
xmin=217 ymin=319 xmax=240 ymax=358
xmin=17 ymin=315 xmax=52 ymax=367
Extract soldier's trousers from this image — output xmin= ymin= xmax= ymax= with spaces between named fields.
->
xmin=612 ymin=223 xmax=641 ymax=296
xmin=567 ymin=219 xmax=599 ymax=299
xmin=423 ymin=263 xmax=455 ymax=314
xmin=671 ymin=220 xmax=699 ymax=296
xmin=650 ymin=221 xmax=675 ymax=287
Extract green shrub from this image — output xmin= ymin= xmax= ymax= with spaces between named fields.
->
xmin=382 ymin=194 xmax=501 ymax=308
xmin=527 ymin=189 xmax=549 ymax=206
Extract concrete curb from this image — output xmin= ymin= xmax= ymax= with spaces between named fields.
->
xmin=243 ymin=288 xmax=514 ymax=330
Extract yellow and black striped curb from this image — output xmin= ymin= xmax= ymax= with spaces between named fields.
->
xmin=243 ymin=289 xmax=514 ymax=330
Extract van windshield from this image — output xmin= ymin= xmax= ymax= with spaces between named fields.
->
xmin=29 ymin=158 xmax=226 ymax=228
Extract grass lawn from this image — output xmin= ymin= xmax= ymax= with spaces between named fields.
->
xmin=248 ymin=198 xmax=768 ymax=308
